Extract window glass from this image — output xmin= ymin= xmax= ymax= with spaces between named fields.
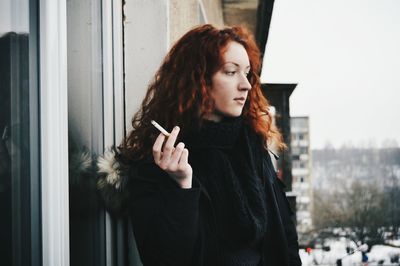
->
xmin=0 ymin=0 xmax=41 ymax=265
xmin=67 ymin=0 xmax=106 ymax=265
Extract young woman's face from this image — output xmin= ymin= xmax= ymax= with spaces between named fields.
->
xmin=208 ymin=41 xmax=252 ymax=122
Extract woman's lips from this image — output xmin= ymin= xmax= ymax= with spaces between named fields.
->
xmin=234 ymin=97 xmax=246 ymax=105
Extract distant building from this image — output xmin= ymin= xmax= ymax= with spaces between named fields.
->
xmin=291 ymin=116 xmax=313 ymax=234
xmin=261 ymin=83 xmax=297 ymax=190
xmin=312 ymin=147 xmax=400 ymax=190
xmin=261 ymin=83 xmax=297 ymax=217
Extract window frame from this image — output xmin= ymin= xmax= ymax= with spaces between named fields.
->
xmin=38 ymin=0 xmax=126 ymax=265
xmin=39 ymin=0 xmax=70 ymax=265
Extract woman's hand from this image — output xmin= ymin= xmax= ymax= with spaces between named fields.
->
xmin=152 ymin=126 xmax=193 ymax=188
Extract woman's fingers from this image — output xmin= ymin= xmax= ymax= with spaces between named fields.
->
xmin=159 ymin=126 xmax=180 ymax=167
xmin=152 ymin=126 xmax=193 ymax=187
xmin=152 ymin=133 xmax=166 ymax=164
xmin=178 ymin=148 xmax=189 ymax=167
xmin=169 ymin=142 xmax=185 ymax=170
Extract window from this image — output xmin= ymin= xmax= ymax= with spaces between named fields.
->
xmin=67 ymin=1 xmax=131 ymax=265
xmin=0 ymin=0 xmax=41 ymax=265
xmin=67 ymin=0 xmax=107 ymax=265
xmin=300 ymin=147 xmax=308 ymax=154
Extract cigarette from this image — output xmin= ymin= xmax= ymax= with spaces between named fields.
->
xmin=151 ymin=120 xmax=171 ymax=137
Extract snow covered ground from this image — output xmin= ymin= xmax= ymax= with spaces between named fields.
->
xmin=299 ymin=238 xmax=400 ymax=265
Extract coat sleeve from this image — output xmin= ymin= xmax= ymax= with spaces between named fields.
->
xmin=275 ymin=177 xmax=302 ymax=266
xmin=128 ymin=166 xmax=201 ymax=266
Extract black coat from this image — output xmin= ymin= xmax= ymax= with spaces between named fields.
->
xmin=125 ymin=157 xmax=301 ymax=266
xmin=98 ymin=124 xmax=302 ymax=266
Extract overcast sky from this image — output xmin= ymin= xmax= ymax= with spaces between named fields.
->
xmin=261 ymin=0 xmax=400 ymax=149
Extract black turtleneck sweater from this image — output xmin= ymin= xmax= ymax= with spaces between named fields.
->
xmin=182 ymin=117 xmax=267 ymax=265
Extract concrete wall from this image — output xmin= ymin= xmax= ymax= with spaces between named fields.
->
xmin=169 ymin=0 xmax=224 ymax=45
xmin=124 ymin=0 xmax=224 ymax=131
xmin=169 ymin=0 xmax=199 ymax=45
xmin=124 ymin=0 xmax=169 ymax=130
xmin=222 ymin=0 xmax=257 ymax=34
xmin=201 ymin=0 xmax=224 ymax=27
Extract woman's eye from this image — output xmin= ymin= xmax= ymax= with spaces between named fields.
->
xmin=225 ymin=71 xmax=236 ymax=76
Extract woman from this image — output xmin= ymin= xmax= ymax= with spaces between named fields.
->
xmin=98 ymin=24 xmax=302 ymax=266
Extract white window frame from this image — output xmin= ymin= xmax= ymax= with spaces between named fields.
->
xmin=39 ymin=0 xmax=125 ymax=265
xmin=103 ymin=0 xmax=125 ymax=265
xmin=39 ymin=0 xmax=70 ymax=265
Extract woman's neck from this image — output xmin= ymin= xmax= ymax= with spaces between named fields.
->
xmin=204 ymin=113 xmax=222 ymax=122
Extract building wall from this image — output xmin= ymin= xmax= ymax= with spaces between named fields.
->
xmin=291 ymin=116 xmax=313 ymax=235
xmin=222 ymin=0 xmax=258 ymax=34
xmin=201 ymin=0 xmax=224 ymax=27
xmin=124 ymin=0 xmax=170 ymax=130
xmin=169 ymin=0 xmax=224 ymax=45
xmin=124 ymin=0 xmax=224 ymax=131
xmin=169 ymin=0 xmax=199 ymax=45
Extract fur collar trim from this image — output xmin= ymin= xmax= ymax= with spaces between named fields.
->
xmin=97 ymin=148 xmax=122 ymax=189
xmin=96 ymin=147 xmax=131 ymax=215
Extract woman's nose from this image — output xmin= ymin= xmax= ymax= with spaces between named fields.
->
xmin=239 ymin=74 xmax=252 ymax=90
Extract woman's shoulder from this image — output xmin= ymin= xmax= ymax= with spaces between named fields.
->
xmin=98 ymin=147 xmax=174 ymax=186
xmin=96 ymin=148 xmax=171 ymax=215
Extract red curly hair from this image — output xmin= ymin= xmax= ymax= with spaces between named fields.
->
xmin=120 ymin=24 xmax=285 ymax=160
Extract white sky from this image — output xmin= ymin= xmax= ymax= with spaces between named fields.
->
xmin=261 ymin=0 xmax=400 ymax=149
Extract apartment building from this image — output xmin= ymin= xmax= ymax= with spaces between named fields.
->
xmin=291 ymin=116 xmax=313 ymax=234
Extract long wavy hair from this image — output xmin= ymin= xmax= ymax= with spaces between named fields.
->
xmin=120 ymin=24 xmax=285 ymax=161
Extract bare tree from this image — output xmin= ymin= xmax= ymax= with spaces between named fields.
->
xmin=312 ymin=181 xmax=387 ymax=250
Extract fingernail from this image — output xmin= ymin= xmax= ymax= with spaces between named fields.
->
xmin=174 ymin=126 xmax=180 ymax=131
